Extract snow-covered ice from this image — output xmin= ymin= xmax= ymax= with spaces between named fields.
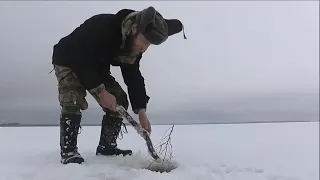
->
xmin=0 ymin=122 xmax=318 ymax=180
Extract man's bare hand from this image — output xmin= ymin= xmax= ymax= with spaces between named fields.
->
xmin=138 ymin=109 xmax=151 ymax=133
xmin=97 ymin=89 xmax=117 ymax=111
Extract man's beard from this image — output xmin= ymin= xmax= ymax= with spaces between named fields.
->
xmin=121 ymin=32 xmax=139 ymax=57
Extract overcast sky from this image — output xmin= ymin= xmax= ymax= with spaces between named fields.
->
xmin=0 ymin=1 xmax=318 ymax=124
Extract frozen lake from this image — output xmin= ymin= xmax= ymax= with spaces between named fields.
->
xmin=0 ymin=122 xmax=318 ymax=180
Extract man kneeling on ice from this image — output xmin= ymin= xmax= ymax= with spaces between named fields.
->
xmin=51 ymin=6 xmax=186 ymax=164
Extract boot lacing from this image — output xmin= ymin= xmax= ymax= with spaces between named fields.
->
xmin=117 ymin=122 xmax=128 ymax=140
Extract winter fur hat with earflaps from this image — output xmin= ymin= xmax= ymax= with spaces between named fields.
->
xmin=121 ymin=6 xmax=187 ymax=47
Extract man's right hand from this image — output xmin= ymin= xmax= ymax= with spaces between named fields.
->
xmin=97 ymin=89 xmax=117 ymax=112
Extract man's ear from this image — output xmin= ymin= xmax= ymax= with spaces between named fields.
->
xmin=131 ymin=23 xmax=138 ymax=34
xmin=165 ymin=19 xmax=184 ymax=36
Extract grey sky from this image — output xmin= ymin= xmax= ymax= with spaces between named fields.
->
xmin=0 ymin=1 xmax=318 ymax=125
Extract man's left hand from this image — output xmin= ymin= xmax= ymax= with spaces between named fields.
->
xmin=138 ymin=109 xmax=151 ymax=134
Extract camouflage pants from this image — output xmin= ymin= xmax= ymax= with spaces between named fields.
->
xmin=53 ymin=65 xmax=129 ymax=117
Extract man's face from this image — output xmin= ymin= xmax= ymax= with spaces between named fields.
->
xmin=128 ymin=24 xmax=151 ymax=56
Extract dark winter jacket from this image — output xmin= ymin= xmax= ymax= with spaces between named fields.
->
xmin=52 ymin=8 xmax=184 ymax=113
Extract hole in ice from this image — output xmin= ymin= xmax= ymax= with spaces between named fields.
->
xmin=141 ymin=158 xmax=179 ymax=173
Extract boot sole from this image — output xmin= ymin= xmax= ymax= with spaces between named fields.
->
xmin=96 ymin=151 xmax=133 ymax=156
xmin=61 ymin=156 xmax=85 ymax=164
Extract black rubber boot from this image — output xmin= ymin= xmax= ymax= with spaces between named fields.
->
xmin=60 ymin=113 xmax=84 ymax=164
xmin=96 ymin=115 xmax=132 ymax=156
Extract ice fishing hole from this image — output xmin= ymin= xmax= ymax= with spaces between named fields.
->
xmin=142 ymin=158 xmax=179 ymax=173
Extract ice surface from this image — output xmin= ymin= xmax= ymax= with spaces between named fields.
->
xmin=0 ymin=122 xmax=318 ymax=180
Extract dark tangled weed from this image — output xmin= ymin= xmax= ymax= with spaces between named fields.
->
xmin=143 ymin=124 xmax=178 ymax=173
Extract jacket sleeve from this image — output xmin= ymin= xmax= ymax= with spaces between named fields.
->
xmin=69 ymin=60 xmax=105 ymax=95
xmin=120 ymin=57 xmax=150 ymax=114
